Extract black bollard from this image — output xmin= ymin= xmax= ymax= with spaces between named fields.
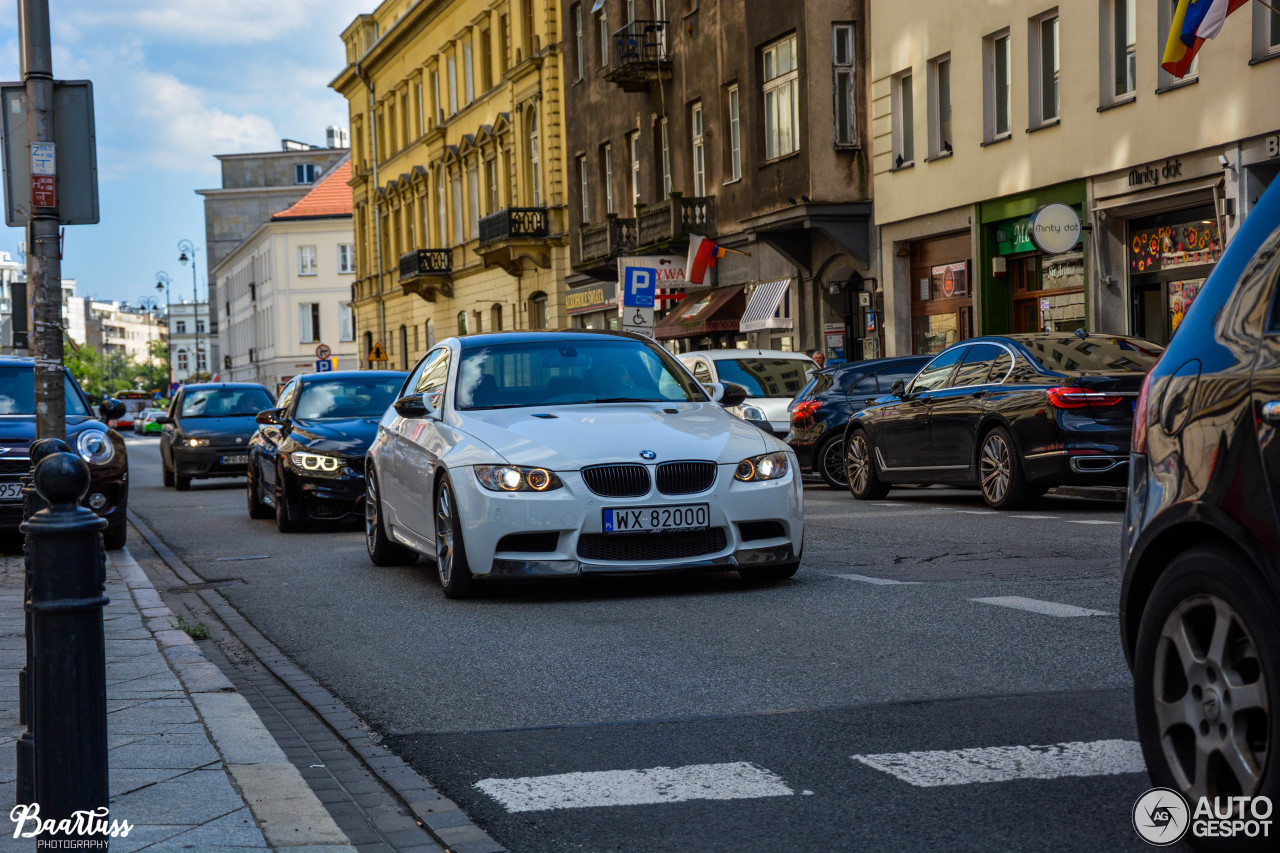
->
xmin=22 ymin=451 xmax=109 ymax=838
xmin=16 ymin=436 xmax=70 ymax=807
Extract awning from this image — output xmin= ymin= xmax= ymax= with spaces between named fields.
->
xmin=738 ymin=279 xmax=792 ymax=333
xmin=1092 ymin=174 xmax=1223 ymax=213
xmin=655 ymin=285 xmax=745 ymax=340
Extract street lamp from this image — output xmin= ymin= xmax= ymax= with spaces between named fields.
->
xmin=137 ymin=296 xmax=161 ymax=393
xmin=155 ymin=271 xmax=172 ymax=388
xmin=178 ymin=240 xmax=202 ymax=380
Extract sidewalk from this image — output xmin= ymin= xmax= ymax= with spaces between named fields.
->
xmin=0 ymin=546 xmax=354 ymax=852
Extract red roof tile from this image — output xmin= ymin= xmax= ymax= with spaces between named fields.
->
xmin=272 ymin=159 xmax=353 ymax=219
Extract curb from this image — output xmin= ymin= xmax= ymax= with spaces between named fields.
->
xmin=113 ymin=546 xmax=356 ymax=852
xmin=128 ymin=509 xmax=507 ymax=853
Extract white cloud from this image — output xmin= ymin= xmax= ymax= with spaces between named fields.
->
xmin=57 ymin=0 xmax=373 ymax=46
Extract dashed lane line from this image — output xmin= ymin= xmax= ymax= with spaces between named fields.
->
xmin=834 ymin=573 xmax=921 ymax=585
xmin=1065 ymin=519 xmax=1121 ymax=526
xmin=970 ymin=596 xmax=1112 ymax=618
xmin=852 ymin=739 xmax=1144 ymax=787
xmin=954 ymin=510 xmax=996 ymax=515
xmin=474 ymin=762 xmax=794 ymax=812
xmin=1012 ymin=514 xmax=1059 ymax=520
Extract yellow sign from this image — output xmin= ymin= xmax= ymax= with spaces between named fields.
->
xmin=368 ymin=341 xmax=389 ymax=362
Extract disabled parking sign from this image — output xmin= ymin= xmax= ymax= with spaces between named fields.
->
xmin=621 ymin=267 xmax=657 ymax=338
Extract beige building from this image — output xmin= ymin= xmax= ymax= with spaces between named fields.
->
xmin=216 ymin=156 xmax=358 ymax=392
xmin=870 ymin=0 xmax=1280 ymax=355
xmin=84 ymin=300 xmax=168 ymax=365
xmin=332 ymin=0 xmax=570 ymax=371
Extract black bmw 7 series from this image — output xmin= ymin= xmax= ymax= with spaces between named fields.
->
xmin=845 ymin=333 xmax=1163 ymax=509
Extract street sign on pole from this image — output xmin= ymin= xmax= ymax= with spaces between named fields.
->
xmin=368 ymin=341 xmax=389 ymax=362
xmin=0 ymin=80 xmax=98 ymax=226
xmin=315 ymin=343 xmax=331 ymax=360
xmin=315 ymin=358 xmax=335 ymax=373
xmin=620 ymin=266 xmax=657 ymax=338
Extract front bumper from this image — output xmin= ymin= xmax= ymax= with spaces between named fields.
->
xmin=0 ymin=471 xmax=126 ymax=533
xmin=279 ymin=463 xmax=366 ymax=521
xmin=174 ymin=446 xmax=251 ymax=479
xmin=449 ymin=461 xmax=804 ymax=578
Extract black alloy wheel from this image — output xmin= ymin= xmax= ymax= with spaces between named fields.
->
xmin=434 ymin=475 xmax=477 ymax=599
xmin=162 ymin=459 xmax=174 ymax=487
xmin=816 ymin=434 xmax=847 ymax=490
xmin=274 ymin=463 xmax=305 ymax=533
xmin=977 ymin=426 xmax=1030 ymax=510
xmin=846 ymin=430 xmax=890 ymax=500
xmin=246 ymin=458 xmax=272 ymax=519
xmin=364 ymin=466 xmax=414 ymax=566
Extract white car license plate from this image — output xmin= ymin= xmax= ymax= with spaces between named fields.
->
xmin=0 ymin=482 xmax=23 ymax=501
xmin=221 ymin=454 xmax=248 ymax=466
xmin=603 ymin=504 xmax=709 ymax=534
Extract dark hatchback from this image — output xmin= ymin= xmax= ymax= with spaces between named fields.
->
xmin=159 ymin=383 xmax=275 ymax=491
xmin=1121 ymin=178 xmax=1280 ymax=815
xmin=0 ymin=358 xmax=128 ymax=548
xmin=247 ymin=370 xmax=405 ymax=532
xmin=786 ymin=356 xmax=931 ymax=488
xmin=845 ymin=333 xmax=1163 ymax=509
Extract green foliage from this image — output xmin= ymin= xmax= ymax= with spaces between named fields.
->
xmin=170 ymin=615 xmax=210 ymax=641
xmin=64 ymin=338 xmax=169 ymax=400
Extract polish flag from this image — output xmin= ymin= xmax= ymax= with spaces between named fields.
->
xmin=685 ymin=234 xmax=727 ymax=286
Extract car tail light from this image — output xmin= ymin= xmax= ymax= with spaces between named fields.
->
xmin=1045 ymin=387 xmax=1124 ymax=409
xmin=1131 ymin=371 xmax=1154 ymax=454
xmin=791 ymin=400 xmax=822 ymax=426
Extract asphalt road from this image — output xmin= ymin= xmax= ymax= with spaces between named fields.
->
xmin=123 ymin=434 xmax=1172 ymax=852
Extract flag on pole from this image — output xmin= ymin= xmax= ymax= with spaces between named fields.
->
xmin=686 ymin=234 xmax=727 ymax=286
xmin=1162 ymin=0 xmax=1248 ymax=79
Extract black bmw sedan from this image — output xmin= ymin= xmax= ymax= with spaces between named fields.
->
xmin=845 ymin=333 xmax=1163 ymax=509
xmin=0 ymin=358 xmax=128 ymax=548
xmin=158 ymin=382 xmax=275 ymax=491
xmin=246 ymin=370 xmax=405 ymax=532
xmin=786 ymin=355 xmax=930 ymax=488
xmin=1122 ymin=177 xmax=1280 ymax=814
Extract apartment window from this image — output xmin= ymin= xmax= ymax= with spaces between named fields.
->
xmin=691 ymin=103 xmax=706 ymax=196
xmin=486 ymin=157 xmax=499 ymax=216
xmin=603 ymin=143 xmax=615 ymax=213
xmin=447 ymin=53 xmax=458 ymax=115
xmin=467 ymin=161 xmax=480 ymax=239
xmin=176 ymin=320 xmax=187 ymax=334
xmin=339 ymin=304 xmax=354 ymax=342
xmin=299 ymin=303 xmax=320 ymax=343
xmin=1159 ymin=0 xmax=1200 ymax=87
xmin=197 ymin=319 xmax=205 ymax=333
xmin=528 ymin=292 xmax=548 ymax=330
xmin=400 ymin=92 xmax=410 ymax=147
xmin=833 ymin=24 xmax=856 ymax=146
xmin=499 ymin=14 xmax=510 ymax=72
xmin=457 ymin=311 xmax=469 ymax=336
xmin=574 ymin=4 xmax=584 ymax=80
xmin=892 ymin=71 xmax=914 ymax=168
xmin=763 ymin=34 xmax=800 ymax=160
xmin=177 ymin=350 xmax=188 ymax=371
xmin=599 ymin=10 xmax=609 ymax=66
xmin=415 ymin=83 xmax=424 ymax=136
xmin=430 ymin=70 xmax=442 ymax=124
xmin=1030 ymin=11 xmax=1059 ymax=126
xmin=451 ymin=170 xmax=464 ymax=243
xmin=928 ymin=55 xmax=952 ymax=158
xmin=197 ymin=350 xmax=207 ymax=371
xmin=464 ymin=39 xmax=475 ymax=104
xmin=491 ymin=304 xmax=503 ymax=332
xmin=1258 ymin=0 xmax=1280 ymax=58
xmin=629 ymin=132 xmax=641 ymax=214
xmin=388 ymin=101 xmax=397 ymax=152
xmin=295 ymin=163 xmax=317 ymax=184
xmin=528 ymin=108 xmax=541 ymax=206
xmin=578 ymin=155 xmax=590 ymax=222
xmin=297 ymin=245 xmax=318 ymax=275
xmin=481 ymin=28 xmax=494 ymax=90
xmin=660 ymin=117 xmax=672 ymax=199
xmin=984 ymin=30 xmax=1012 ymax=141
xmin=338 ymin=244 xmax=355 ymax=274
xmin=728 ymin=85 xmax=741 ymax=181
xmin=1103 ymin=0 xmax=1136 ymax=104
xmin=436 ymin=170 xmax=448 ymax=245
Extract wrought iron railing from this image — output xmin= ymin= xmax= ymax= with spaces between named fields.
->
xmin=579 ymin=216 xmax=636 ymax=265
xmin=398 ymin=249 xmax=453 ymax=279
xmin=478 ymin=207 xmax=549 ymax=246
xmin=635 ymin=193 xmax=716 ymax=248
xmin=612 ymin=20 xmax=669 ymax=67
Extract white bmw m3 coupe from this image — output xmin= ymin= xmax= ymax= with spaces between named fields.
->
xmin=363 ymin=330 xmax=804 ymax=598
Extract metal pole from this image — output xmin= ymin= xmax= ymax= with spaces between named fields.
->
xmin=156 ymin=271 xmax=171 ymax=389
xmin=178 ymin=241 xmax=199 ymax=381
xmin=21 ymin=0 xmax=64 ymax=440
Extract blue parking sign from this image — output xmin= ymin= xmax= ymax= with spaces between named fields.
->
xmin=622 ymin=266 xmax=657 ymax=308
xmin=316 ymin=359 xmax=334 ymax=373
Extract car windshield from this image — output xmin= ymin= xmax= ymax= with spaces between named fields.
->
xmin=1020 ymin=337 xmax=1165 ymax=373
xmin=0 ymin=367 xmax=90 ymax=416
xmin=294 ymin=377 xmax=403 ymax=419
xmin=456 ymin=339 xmax=706 ymax=410
xmin=713 ymin=357 xmax=812 ymax=398
xmin=179 ymin=387 xmax=274 ymax=418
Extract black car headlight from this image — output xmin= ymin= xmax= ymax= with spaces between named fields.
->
xmin=182 ymin=437 xmax=210 ymax=447
xmin=290 ymin=451 xmax=344 ymax=472
xmin=77 ymin=430 xmax=114 ymax=466
xmin=474 ymin=465 xmax=563 ymax=492
xmin=735 ymin=452 xmax=789 ymax=482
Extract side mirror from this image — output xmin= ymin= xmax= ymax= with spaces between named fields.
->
xmin=891 ymin=380 xmax=907 ymax=399
xmin=100 ymin=399 xmax=126 ymax=421
xmin=154 ymin=415 xmax=174 ymax=425
xmin=393 ymin=394 xmax=430 ymax=419
xmin=705 ymin=381 xmax=749 ymax=409
xmin=255 ymin=408 xmax=285 ymax=426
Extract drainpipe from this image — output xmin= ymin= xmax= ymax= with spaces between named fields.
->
xmin=356 ymin=60 xmax=387 ymax=361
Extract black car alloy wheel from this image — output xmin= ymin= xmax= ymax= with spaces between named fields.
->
xmin=434 ymin=476 xmax=476 ymax=599
xmin=246 ymin=458 xmax=272 ymax=519
xmin=817 ymin=434 xmax=846 ymax=490
xmin=846 ymin=431 xmax=889 ymax=500
xmin=365 ymin=466 xmax=413 ymax=566
xmin=977 ymin=427 xmax=1029 ymax=509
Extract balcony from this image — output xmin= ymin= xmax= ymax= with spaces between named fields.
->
xmin=635 ymin=193 xmax=716 ymax=251
xmin=476 ymin=207 xmax=551 ymax=276
xmin=398 ymin=249 xmax=453 ymax=302
xmin=606 ymin=20 xmax=672 ymax=92
xmin=576 ymin=215 xmax=636 ymax=278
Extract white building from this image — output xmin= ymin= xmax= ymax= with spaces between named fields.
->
xmin=217 ymin=154 xmax=357 ymax=392
xmin=166 ymin=299 xmax=209 ymax=385
xmin=85 ymin=300 xmax=168 ymax=365
xmin=0 ymin=250 xmax=85 ymax=354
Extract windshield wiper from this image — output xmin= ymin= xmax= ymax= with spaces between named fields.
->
xmin=592 ymin=397 xmax=665 ymax=404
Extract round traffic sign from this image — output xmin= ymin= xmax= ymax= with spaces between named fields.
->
xmin=315 ymin=343 xmax=331 ymax=360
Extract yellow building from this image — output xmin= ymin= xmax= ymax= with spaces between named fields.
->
xmin=332 ymin=0 xmax=569 ymax=370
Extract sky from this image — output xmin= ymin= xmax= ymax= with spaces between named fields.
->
xmin=0 ymin=0 xmax=370 ymax=307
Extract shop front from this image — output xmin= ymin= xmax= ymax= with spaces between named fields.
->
xmin=908 ymin=232 xmax=972 ymax=354
xmin=978 ymin=182 xmax=1088 ymax=337
xmin=565 ymin=279 xmax=619 ymax=330
xmin=653 ymin=286 xmax=746 ymax=352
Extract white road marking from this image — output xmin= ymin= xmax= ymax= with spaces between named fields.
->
xmin=835 ymin=573 xmax=921 ymax=585
xmin=852 ymin=739 xmax=1144 ymax=787
xmin=954 ymin=510 xmax=995 ymax=515
xmin=970 ymin=596 xmax=1111 ymax=617
xmin=1012 ymin=515 xmax=1058 ymax=520
xmin=1066 ymin=519 xmax=1121 ymax=526
xmin=474 ymin=762 xmax=794 ymax=813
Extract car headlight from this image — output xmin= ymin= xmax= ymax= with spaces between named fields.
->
xmin=183 ymin=437 xmax=210 ymax=447
xmin=739 ymin=405 xmax=768 ymax=421
xmin=734 ymin=451 xmax=789 ymax=482
xmin=474 ymin=465 xmax=563 ymax=492
xmin=290 ymin=451 xmax=343 ymax=472
xmin=77 ymin=430 xmax=115 ymax=466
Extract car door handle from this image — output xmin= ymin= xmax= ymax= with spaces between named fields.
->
xmin=1264 ymin=401 xmax=1280 ymax=425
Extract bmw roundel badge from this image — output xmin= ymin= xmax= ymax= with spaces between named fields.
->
xmin=640 ymin=450 xmax=657 ymax=460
